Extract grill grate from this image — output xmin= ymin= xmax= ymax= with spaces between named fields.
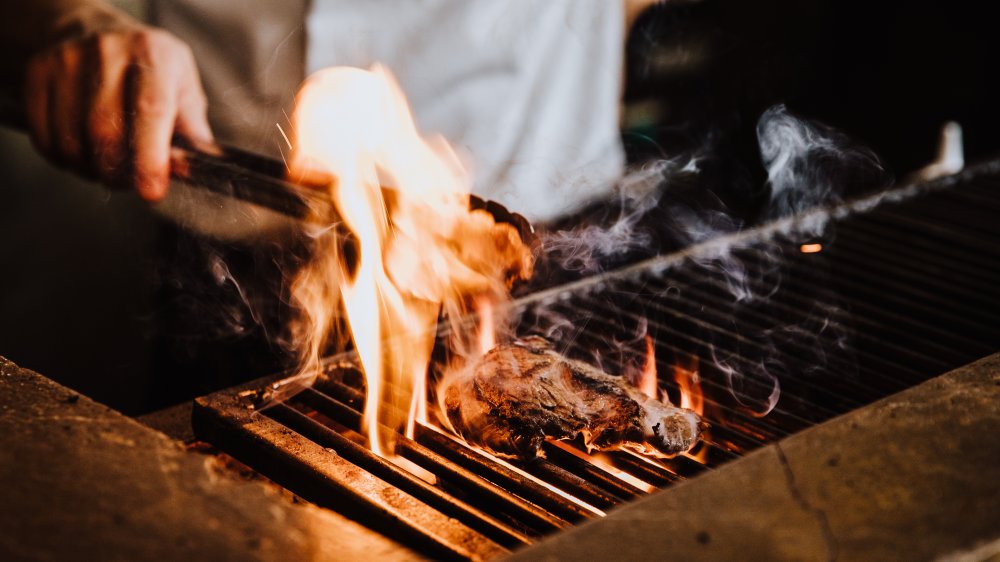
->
xmin=193 ymin=161 xmax=1000 ymax=560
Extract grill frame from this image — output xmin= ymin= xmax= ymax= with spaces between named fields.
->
xmin=192 ymin=379 xmax=511 ymax=561
xmin=193 ymin=160 xmax=1000 ymax=559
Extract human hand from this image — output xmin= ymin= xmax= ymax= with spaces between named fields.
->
xmin=24 ymin=24 xmax=212 ymax=201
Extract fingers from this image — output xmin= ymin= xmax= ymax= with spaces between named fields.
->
xmin=22 ymin=27 xmax=213 ymax=202
xmin=87 ymin=34 xmax=129 ymax=187
xmin=175 ymin=63 xmax=213 ymax=145
xmin=126 ymin=34 xmax=178 ymax=202
xmin=50 ymin=45 xmax=87 ymax=171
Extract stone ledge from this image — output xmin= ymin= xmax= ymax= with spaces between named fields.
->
xmin=0 ymin=356 xmax=423 ymax=562
xmin=509 ymin=353 xmax=1000 ymax=561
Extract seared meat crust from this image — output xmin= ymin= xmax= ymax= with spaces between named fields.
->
xmin=441 ymin=337 xmax=702 ymax=459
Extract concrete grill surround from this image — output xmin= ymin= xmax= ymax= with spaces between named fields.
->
xmin=0 ymin=356 xmax=423 ymax=562
xmin=2 ymin=352 xmax=998 ymax=561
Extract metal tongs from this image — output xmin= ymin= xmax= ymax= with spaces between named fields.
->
xmin=0 ymin=98 xmax=326 ymax=220
xmin=171 ymin=139 xmax=535 ymax=242
xmin=1 ymin=99 xmax=534 ymax=243
xmin=169 ymin=138 xmax=333 ymax=220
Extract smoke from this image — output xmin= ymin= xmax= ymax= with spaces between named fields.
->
xmin=539 ymin=159 xmax=681 ymax=275
xmin=169 ymin=103 xmax=884 ymax=428
xmin=758 ymin=104 xmax=885 ymax=227
xmin=513 ymin=104 xmax=883 ymax=419
xmin=207 ymin=252 xmax=264 ymax=334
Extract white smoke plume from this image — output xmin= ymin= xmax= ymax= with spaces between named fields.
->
xmin=539 ymin=157 xmax=699 ymax=276
xmin=514 ymin=104 xmax=886 ymax=419
xmin=758 ymin=104 xmax=885 ymax=225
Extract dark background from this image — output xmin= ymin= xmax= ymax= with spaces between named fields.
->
xmin=1 ymin=0 xmax=998 ymax=415
xmin=624 ymin=0 xmax=1000 ymax=179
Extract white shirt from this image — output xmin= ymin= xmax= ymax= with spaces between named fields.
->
xmin=152 ymin=0 xmax=626 ymax=222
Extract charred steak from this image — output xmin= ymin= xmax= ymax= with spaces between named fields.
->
xmin=440 ymin=337 xmax=702 ymax=459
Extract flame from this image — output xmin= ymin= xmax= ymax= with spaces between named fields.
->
xmin=673 ymin=356 xmax=704 ymax=417
xmin=639 ymin=335 xmax=705 ymax=417
xmin=799 ymin=243 xmax=823 ymax=253
xmin=286 ymin=65 xmax=532 ymax=456
xmin=638 ymin=335 xmax=659 ymax=400
xmin=476 ymin=297 xmax=496 ymax=355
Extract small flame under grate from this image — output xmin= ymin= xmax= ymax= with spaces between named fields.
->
xmin=193 ymin=161 xmax=1000 ymax=560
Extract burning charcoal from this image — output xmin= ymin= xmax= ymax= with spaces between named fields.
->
xmin=440 ymin=336 xmax=702 ymax=459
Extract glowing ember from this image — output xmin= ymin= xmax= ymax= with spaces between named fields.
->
xmin=286 ymin=65 xmax=533 ymax=456
xmin=800 ymin=243 xmax=823 ymax=253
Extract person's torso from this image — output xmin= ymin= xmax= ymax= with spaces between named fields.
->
xmin=151 ymin=0 xmax=626 ymax=222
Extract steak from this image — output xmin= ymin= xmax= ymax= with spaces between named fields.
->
xmin=440 ymin=336 xmax=702 ymax=459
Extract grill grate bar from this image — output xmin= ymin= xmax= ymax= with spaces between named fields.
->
xmin=558 ymin=310 xmax=820 ymax=429
xmin=831 ymin=264 xmax=1000 ymax=344
xmin=296 ymin=385 xmax=572 ymax=535
xmin=620 ymin=284 xmax=869 ymax=411
xmin=829 ymin=251 xmax=1000 ymax=336
xmin=311 ymin=370 xmax=669 ymax=505
xmin=264 ymin=402 xmax=533 ymax=548
xmin=848 ymin=216 xmax=1000 ymax=279
xmin=583 ymin=246 xmax=941 ymax=405
xmin=192 ymin=389 xmax=508 ymax=561
xmin=861 ymin=211 xmax=1000 ymax=264
xmin=509 ymin=454 xmax=627 ymax=511
xmin=307 ymin=363 xmax=732 ymax=508
xmin=735 ymin=251 xmax=984 ymax=370
xmin=644 ymin=276 xmax=913 ymax=401
xmin=882 ymin=197 xmax=1000 ymax=244
xmin=944 ymin=183 xmax=1000 ymax=213
xmin=556 ymin=325 xmax=787 ymax=441
xmin=832 ymin=251 xmax=1000 ymax=343
xmin=602 ymin=452 xmax=679 ymax=487
xmin=310 ymin=375 xmax=610 ymax=523
xmin=837 ymin=227 xmax=1000 ymax=302
xmin=539 ymin=442 xmax=649 ymax=499
xmin=190 ymin=164 xmax=1000 ymax=560
xmin=414 ymin=425 xmax=607 ymax=520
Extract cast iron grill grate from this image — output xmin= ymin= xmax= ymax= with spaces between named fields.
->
xmin=193 ymin=161 xmax=1000 ymax=560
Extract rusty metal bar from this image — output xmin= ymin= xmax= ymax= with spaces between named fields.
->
xmin=538 ymin=442 xmax=646 ymax=501
xmin=412 ymin=425 xmax=603 ymax=522
xmin=264 ymin=403 xmax=532 ymax=548
xmin=293 ymin=388 xmax=570 ymax=535
xmin=309 ymin=375 xmax=636 ymax=518
xmin=309 ymin=381 xmax=602 ymax=522
xmin=647 ymin=272 xmax=920 ymax=397
xmin=310 ymin=373 xmax=614 ymax=522
xmin=603 ymin=452 xmax=678 ymax=487
xmin=558 ymin=323 xmax=801 ymax=437
xmin=192 ymin=387 xmax=506 ymax=561
xmin=513 ymin=456 xmax=626 ymax=511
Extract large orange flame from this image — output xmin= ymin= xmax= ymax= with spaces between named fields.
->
xmin=286 ymin=66 xmax=532 ymax=456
